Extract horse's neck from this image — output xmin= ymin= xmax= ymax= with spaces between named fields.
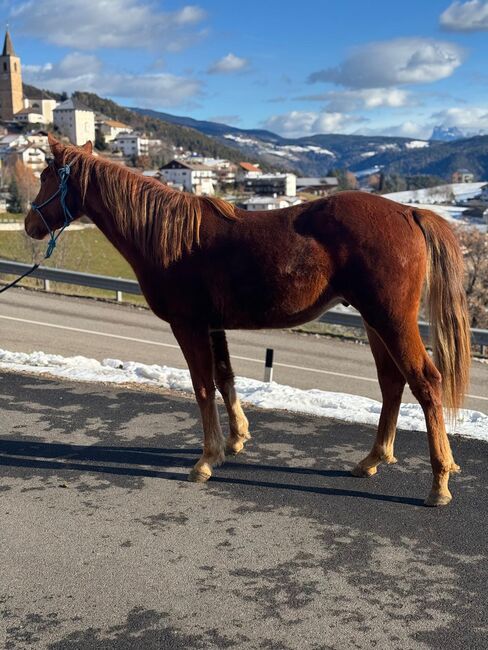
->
xmin=80 ymin=172 xmax=137 ymax=263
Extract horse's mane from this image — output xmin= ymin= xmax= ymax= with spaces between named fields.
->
xmin=62 ymin=147 xmax=238 ymax=267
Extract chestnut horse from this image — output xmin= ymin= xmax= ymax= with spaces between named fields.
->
xmin=25 ymin=135 xmax=470 ymax=506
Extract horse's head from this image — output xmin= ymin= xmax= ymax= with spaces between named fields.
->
xmin=25 ymin=134 xmax=92 ymax=240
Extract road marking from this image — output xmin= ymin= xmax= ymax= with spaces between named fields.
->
xmin=0 ymin=313 xmax=486 ymax=403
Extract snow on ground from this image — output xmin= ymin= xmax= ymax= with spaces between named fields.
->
xmin=0 ymin=348 xmax=486 ymax=442
xmin=383 ymin=182 xmax=486 ymax=205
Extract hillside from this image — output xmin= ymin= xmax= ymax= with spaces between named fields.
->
xmin=357 ymin=135 xmax=488 ymax=179
xmin=131 ymin=106 xmax=428 ymax=176
xmin=70 ymin=92 xmax=270 ymax=167
xmin=22 ymin=85 xmax=488 ymax=180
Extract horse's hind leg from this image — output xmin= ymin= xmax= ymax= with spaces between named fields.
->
xmin=367 ymin=317 xmax=459 ymax=506
xmin=351 ymin=325 xmax=405 ymax=478
xmin=171 ymin=323 xmax=225 ymax=482
xmin=210 ymin=330 xmax=250 ymax=455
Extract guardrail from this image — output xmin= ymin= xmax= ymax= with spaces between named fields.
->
xmin=1 ymin=259 xmax=487 ymax=348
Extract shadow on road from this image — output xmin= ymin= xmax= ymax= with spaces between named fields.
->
xmin=0 ymin=438 xmax=424 ymax=507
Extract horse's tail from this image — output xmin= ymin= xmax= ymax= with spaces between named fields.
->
xmin=412 ymin=208 xmax=470 ymax=415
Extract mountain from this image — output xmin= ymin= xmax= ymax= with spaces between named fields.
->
xmin=68 ymin=92 xmax=266 ymax=167
xmin=131 ymin=107 xmax=433 ymax=176
xmin=24 ymin=85 xmax=488 ymax=180
xmin=430 ymin=126 xmax=467 ymax=142
xmin=355 ymin=135 xmax=488 ymax=180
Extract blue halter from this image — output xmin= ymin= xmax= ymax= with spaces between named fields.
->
xmin=0 ymin=162 xmax=75 ymax=295
xmin=31 ymin=162 xmax=75 ymax=259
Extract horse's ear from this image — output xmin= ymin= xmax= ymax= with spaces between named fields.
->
xmin=48 ymin=132 xmax=64 ymax=157
xmin=81 ymin=140 xmax=93 ymax=154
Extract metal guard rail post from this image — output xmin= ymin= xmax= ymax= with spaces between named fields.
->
xmin=1 ymin=259 xmax=487 ymax=348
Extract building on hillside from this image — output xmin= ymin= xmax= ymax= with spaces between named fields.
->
xmin=237 ymin=195 xmax=302 ymax=211
xmin=0 ymin=133 xmax=28 ymax=155
xmin=5 ymin=144 xmax=46 ymax=173
xmin=53 ymin=98 xmax=96 ymax=146
xmin=452 ymin=169 xmax=475 ymax=183
xmin=110 ymin=133 xmax=149 ymax=157
xmin=13 ymin=107 xmax=45 ymax=124
xmin=26 ymin=131 xmax=49 ymax=148
xmin=159 ymin=159 xmax=215 ymax=195
xmin=296 ymin=177 xmax=339 ymax=196
xmin=24 ymin=88 xmax=57 ymax=123
xmin=98 ymin=119 xmax=133 ymax=143
xmin=236 ymin=162 xmax=262 ymax=182
xmin=184 ymin=156 xmax=237 ymax=185
xmin=0 ymin=30 xmax=23 ymax=121
xmin=244 ymin=173 xmax=296 ymax=197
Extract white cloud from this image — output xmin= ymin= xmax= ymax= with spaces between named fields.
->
xmin=361 ymin=105 xmax=488 ymax=139
xmin=23 ymin=53 xmax=202 ymax=108
xmin=298 ymin=88 xmax=413 ymax=111
xmin=440 ymin=1 xmax=488 ymax=31
xmin=431 ymin=106 xmax=488 ymax=131
xmin=263 ymin=110 xmax=359 ymax=138
xmin=362 ymin=121 xmax=432 ymax=140
xmin=308 ymin=38 xmax=464 ymax=88
xmin=10 ymin=0 xmax=207 ymax=51
xmin=207 ymin=53 xmax=249 ymax=74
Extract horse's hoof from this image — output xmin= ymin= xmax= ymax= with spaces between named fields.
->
xmin=188 ymin=468 xmax=211 ymax=483
xmin=226 ymin=441 xmax=245 ymax=456
xmin=424 ymin=491 xmax=452 ymax=507
xmin=450 ymin=463 xmax=461 ymax=474
xmin=384 ymin=456 xmax=398 ymax=465
xmin=351 ymin=464 xmax=377 ymax=478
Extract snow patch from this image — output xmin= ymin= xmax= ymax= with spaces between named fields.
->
xmin=405 ymin=140 xmax=430 ymax=149
xmin=0 ymin=348 xmax=486 ymax=442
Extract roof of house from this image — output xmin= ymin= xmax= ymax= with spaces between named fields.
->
xmin=14 ymin=108 xmax=44 ymax=116
xmin=54 ymin=98 xmax=94 ymax=113
xmin=2 ymin=30 xmax=15 ymax=57
xmin=239 ymin=162 xmax=261 ymax=173
xmin=160 ymin=159 xmax=213 ymax=171
xmin=104 ymin=119 xmax=131 ymax=129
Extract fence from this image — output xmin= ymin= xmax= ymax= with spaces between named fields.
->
xmin=1 ymin=258 xmax=487 ymax=348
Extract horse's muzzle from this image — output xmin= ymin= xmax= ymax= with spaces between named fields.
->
xmin=24 ymin=211 xmax=46 ymax=240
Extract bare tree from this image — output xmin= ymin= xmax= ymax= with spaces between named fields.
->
xmin=456 ymin=227 xmax=488 ymax=328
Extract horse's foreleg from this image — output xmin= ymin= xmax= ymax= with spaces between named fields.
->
xmin=351 ymin=325 xmax=405 ymax=477
xmin=210 ymin=330 xmax=250 ymax=455
xmin=171 ymin=323 xmax=225 ymax=482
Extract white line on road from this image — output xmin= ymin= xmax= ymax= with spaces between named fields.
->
xmin=1 ymin=313 xmax=486 ymax=403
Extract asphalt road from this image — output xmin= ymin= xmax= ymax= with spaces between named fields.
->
xmin=0 ymin=373 xmax=487 ymax=649
xmin=0 ymin=288 xmax=486 ymax=413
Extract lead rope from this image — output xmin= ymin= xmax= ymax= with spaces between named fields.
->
xmin=0 ymin=163 xmax=74 ymax=295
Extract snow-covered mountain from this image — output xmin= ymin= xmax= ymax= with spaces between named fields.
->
xmin=431 ymin=125 xmax=488 ymax=142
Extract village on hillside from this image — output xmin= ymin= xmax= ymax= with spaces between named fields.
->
xmin=1 ymin=29 xmax=487 ymax=231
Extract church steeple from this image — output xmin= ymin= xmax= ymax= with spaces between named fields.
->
xmin=2 ymin=29 xmax=15 ymax=56
xmin=0 ymin=28 xmax=23 ymax=121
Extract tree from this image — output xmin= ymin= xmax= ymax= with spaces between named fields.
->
xmin=7 ymin=160 xmax=40 ymax=213
xmin=455 ymin=227 xmax=488 ymax=328
xmin=95 ymin=131 xmax=108 ymax=151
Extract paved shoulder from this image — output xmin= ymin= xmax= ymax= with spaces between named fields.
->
xmin=0 ymin=372 xmax=487 ymax=649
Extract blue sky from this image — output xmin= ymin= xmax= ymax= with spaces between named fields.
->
xmin=4 ymin=0 xmax=488 ymax=139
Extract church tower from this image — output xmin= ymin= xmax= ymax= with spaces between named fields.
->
xmin=0 ymin=30 xmax=23 ymax=121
